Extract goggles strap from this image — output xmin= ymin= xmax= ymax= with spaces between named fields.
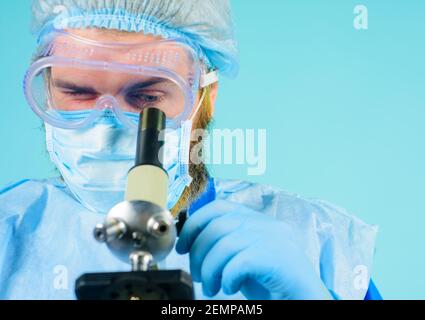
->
xmin=200 ymin=70 xmax=219 ymax=88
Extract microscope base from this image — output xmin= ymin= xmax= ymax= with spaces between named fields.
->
xmin=75 ymin=270 xmax=194 ymax=300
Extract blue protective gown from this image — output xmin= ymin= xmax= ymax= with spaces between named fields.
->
xmin=0 ymin=177 xmax=379 ymax=300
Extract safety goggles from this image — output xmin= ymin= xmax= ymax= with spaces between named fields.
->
xmin=24 ymin=29 xmax=218 ymax=129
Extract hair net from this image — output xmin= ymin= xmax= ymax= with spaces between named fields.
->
xmin=31 ymin=0 xmax=239 ymax=77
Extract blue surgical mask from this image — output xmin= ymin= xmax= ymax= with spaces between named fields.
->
xmin=45 ymin=110 xmax=193 ymax=214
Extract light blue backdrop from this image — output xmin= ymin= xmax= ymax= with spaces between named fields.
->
xmin=0 ymin=1 xmax=424 ymax=299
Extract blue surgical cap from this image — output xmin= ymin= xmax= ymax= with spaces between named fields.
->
xmin=31 ymin=0 xmax=239 ymax=77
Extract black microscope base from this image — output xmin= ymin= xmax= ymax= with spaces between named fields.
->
xmin=75 ymin=270 xmax=194 ymax=300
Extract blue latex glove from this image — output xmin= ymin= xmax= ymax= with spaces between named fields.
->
xmin=176 ymin=200 xmax=332 ymax=300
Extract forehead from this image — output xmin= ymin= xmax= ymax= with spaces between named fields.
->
xmin=49 ymin=28 xmax=197 ymax=73
xmin=68 ymin=28 xmax=164 ymax=44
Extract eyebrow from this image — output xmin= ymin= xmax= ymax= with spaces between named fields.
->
xmin=124 ymin=78 xmax=170 ymax=92
xmin=53 ymin=80 xmax=98 ymax=94
xmin=52 ymin=77 xmax=170 ymax=94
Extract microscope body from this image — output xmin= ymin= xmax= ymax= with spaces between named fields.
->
xmin=75 ymin=108 xmax=194 ymax=300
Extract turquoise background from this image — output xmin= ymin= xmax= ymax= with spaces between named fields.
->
xmin=0 ymin=1 xmax=424 ymax=299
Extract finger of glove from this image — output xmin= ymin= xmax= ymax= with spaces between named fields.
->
xmin=200 ymin=230 xmax=256 ymax=297
xmin=176 ymin=200 xmax=252 ymax=254
xmin=189 ymin=214 xmax=246 ymax=282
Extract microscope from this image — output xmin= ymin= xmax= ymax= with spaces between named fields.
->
xmin=75 ymin=108 xmax=194 ymax=300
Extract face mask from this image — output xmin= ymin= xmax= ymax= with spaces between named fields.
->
xmin=45 ymin=110 xmax=194 ymax=214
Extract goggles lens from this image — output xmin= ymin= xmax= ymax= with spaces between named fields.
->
xmin=25 ymin=30 xmax=202 ymax=129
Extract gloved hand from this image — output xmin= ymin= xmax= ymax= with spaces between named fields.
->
xmin=176 ymin=200 xmax=332 ymax=300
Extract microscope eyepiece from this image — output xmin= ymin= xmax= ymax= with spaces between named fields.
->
xmin=135 ymin=108 xmax=166 ymax=169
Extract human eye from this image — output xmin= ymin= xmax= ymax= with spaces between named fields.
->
xmin=126 ymin=90 xmax=165 ymax=107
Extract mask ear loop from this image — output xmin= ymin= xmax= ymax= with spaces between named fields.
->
xmin=189 ymin=89 xmax=207 ymax=122
xmin=189 ymin=70 xmax=218 ymax=122
xmin=172 ymin=71 xmax=216 ymax=203
xmin=169 ymin=69 xmax=218 ymax=205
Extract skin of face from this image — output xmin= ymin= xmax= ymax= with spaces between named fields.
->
xmin=49 ymin=28 xmax=219 ymax=121
xmin=49 ymin=28 xmax=219 ymax=215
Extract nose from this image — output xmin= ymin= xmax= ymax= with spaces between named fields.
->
xmin=94 ymin=94 xmax=139 ymax=130
xmin=96 ymin=95 xmax=118 ymax=110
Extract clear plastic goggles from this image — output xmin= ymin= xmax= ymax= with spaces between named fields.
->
xmin=24 ymin=29 xmax=217 ymax=129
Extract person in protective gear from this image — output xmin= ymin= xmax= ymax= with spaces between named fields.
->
xmin=0 ymin=0 xmax=381 ymax=300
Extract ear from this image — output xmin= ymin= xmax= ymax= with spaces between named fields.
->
xmin=209 ymin=82 xmax=219 ymax=113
